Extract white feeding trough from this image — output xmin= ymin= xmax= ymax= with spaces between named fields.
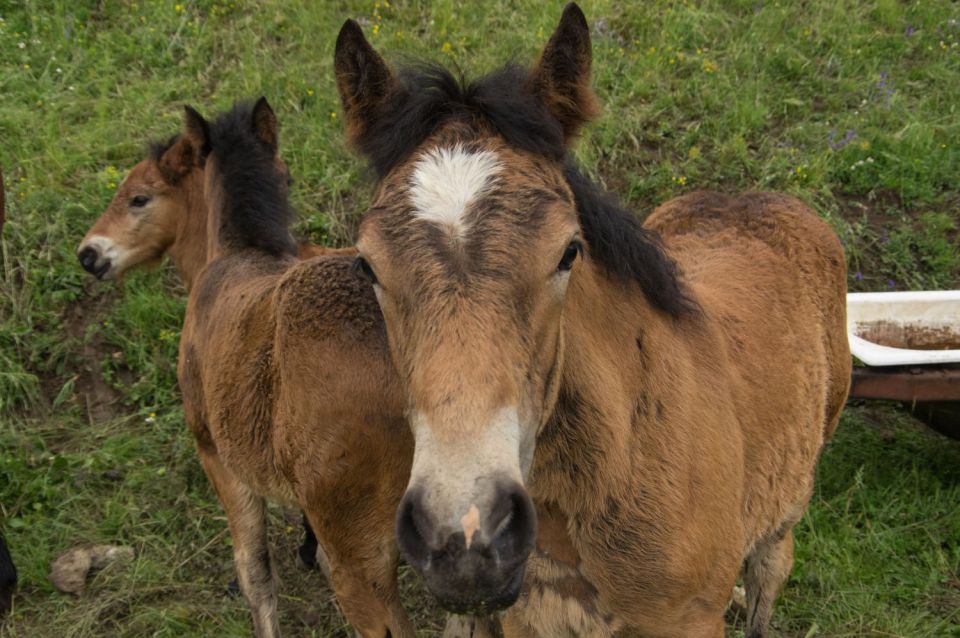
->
xmin=847 ymin=291 xmax=960 ymax=367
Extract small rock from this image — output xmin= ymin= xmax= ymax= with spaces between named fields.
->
xmin=101 ymin=469 xmax=123 ymax=481
xmin=49 ymin=544 xmax=134 ymax=594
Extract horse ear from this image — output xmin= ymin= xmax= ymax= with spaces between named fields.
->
xmin=528 ymin=3 xmax=600 ymax=143
xmin=182 ymin=105 xmax=210 ymax=158
xmin=252 ymin=96 xmax=279 ymax=153
xmin=334 ymin=19 xmax=396 ymax=148
xmin=157 ymin=137 xmax=196 ymax=184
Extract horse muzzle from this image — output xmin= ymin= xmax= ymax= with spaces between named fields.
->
xmin=396 ymin=481 xmax=536 ymax=614
xmin=77 ymin=246 xmax=113 ymax=280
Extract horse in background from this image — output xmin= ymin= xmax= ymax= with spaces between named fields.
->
xmin=334 ymin=3 xmax=850 ymax=636
xmin=76 ymin=133 xmax=331 ymax=573
xmin=171 ymin=98 xmax=418 ymax=638
xmin=78 ymin=105 xmax=423 ymax=637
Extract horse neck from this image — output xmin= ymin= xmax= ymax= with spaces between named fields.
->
xmin=533 ymin=259 xmax=676 ymax=505
xmin=168 ymin=170 xmax=210 ymax=290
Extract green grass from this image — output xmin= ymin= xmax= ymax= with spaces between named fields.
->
xmin=1 ymin=0 xmax=958 ymax=636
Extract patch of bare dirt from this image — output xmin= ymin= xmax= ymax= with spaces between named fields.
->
xmin=836 ymin=188 xmax=904 ymax=230
xmin=61 ymin=289 xmax=126 ymax=424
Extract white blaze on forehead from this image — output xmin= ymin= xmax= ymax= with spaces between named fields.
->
xmin=409 ymin=145 xmax=500 ymax=239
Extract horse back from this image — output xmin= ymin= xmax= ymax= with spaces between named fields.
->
xmin=647 ymin=190 xmax=849 ymax=440
xmin=646 ymin=191 xmax=850 ymax=540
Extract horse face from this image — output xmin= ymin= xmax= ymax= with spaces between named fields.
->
xmin=356 ymin=138 xmax=580 ymax=613
xmin=338 ymin=3 xmax=597 ymax=613
xmin=78 ymin=138 xmax=195 ymax=280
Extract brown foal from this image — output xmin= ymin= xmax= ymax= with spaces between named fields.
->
xmin=81 ymin=104 xmax=414 ymax=638
xmin=335 ymin=4 xmax=850 ymax=636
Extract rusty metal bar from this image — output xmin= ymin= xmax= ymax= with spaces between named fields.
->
xmin=850 ymin=366 xmax=960 ymax=402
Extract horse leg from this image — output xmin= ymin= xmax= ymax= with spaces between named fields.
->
xmin=744 ymin=528 xmax=794 ymax=638
xmin=304 ymin=512 xmax=414 ymax=638
xmin=198 ymin=447 xmax=279 ymax=638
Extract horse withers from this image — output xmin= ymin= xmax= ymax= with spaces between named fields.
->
xmin=334 ymin=4 xmax=850 ymax=636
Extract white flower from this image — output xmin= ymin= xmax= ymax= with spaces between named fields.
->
xmin=18 ymin=41 xmax=25 ymax=48
xmin=55 ymin=67 xmax=62 ymax=73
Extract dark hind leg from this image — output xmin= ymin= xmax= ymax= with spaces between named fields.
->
xmin=298 ymin=512 xmax=319 ymax=569
xmin=198 ymin=447 xmax=279 ymax=638
xmin=744 ymin=529 xmax=794 ymax=638
xmin=0 ymin=534 xmax=16 ymax=617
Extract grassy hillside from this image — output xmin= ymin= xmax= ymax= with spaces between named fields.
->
xmin=1 ymin=0 xmax=958 ymax=636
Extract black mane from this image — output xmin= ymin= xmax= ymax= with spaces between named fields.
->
xmin=564 ymin=164 xmax=697 ymax=317
xmin=205 ymin=102 xmax=296 ymax=257
xmin=357 ymin=63 xmax=696 ymax=317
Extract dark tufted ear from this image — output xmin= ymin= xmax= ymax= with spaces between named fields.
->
xmin=157 ymin=136 xmax=196 ymax=184
xmin=527 ymin=3 xmax=600 ymax=143
xmin=251 ymin=96 xmax=279 ymax=154
xmin=333 ymin=19 xmax=398 ymax=149
xmin=182 ymin=105 xmax=211 ymax=159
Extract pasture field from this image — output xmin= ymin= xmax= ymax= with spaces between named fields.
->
xmin=1 ymin=0 xmax=958 ymax=636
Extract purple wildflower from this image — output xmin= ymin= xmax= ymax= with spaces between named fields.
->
xmin=854 ymin=271 xmax=863 ymax=281
xmin=875 ymin=71 xmax=895 ymax=107
xmin=887 ymin=278 xmax=896 ymax=289
xmin=905 ymin=26 xmax=916 ymax=37
xmin=828 ymin=129 xmax=857 ymax=151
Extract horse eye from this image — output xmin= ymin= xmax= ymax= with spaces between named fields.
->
xmin=557 ymin=241 xmax=581 ymax=272
xmin=352 ymin=256 xmax=379 ymax=285
xmin=130 ymin=195 xmax=151 ymax=208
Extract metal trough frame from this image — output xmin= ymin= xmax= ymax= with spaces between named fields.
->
xmin=849 ymin=365 xmax=960 ymax=402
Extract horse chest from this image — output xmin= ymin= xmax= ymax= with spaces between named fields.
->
xmin=507 ymin=504 xmax=623 ymax=637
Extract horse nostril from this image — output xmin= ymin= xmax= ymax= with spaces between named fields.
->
xmin=77 ymin=246 xmax=99 ymax=273
xmin=396 ymin=488 xmax=434 ymax=569
xmin=489 ymin=484 xmax=536 ymax=564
